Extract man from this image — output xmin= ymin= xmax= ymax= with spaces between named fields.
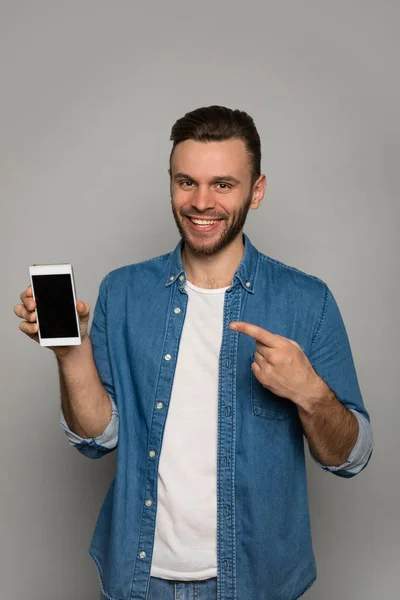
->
xmin=15 ymin=105 xmax=373 ymax=600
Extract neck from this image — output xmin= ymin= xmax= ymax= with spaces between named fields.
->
xmin=181 ymin=232 xmax=245 ymax=289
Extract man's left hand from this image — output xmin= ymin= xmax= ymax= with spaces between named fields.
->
xmin=229 ymin=321 xmax=326 ymax=408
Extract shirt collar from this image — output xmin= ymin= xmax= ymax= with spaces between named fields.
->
xmin=165 ymin=232 xmax=260 ymax=294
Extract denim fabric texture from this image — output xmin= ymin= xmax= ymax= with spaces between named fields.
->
xmin=101 ymin=577 xmax=218 ymax=600
xmin=76 ymin=233 xmax=372 ymax=600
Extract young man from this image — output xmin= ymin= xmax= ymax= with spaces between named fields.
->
xmin=15 ymin=106 xmax=373 ymax=600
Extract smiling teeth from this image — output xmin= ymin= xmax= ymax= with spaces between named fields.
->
xmin=191 ymin=218 xmax=218 ymax=225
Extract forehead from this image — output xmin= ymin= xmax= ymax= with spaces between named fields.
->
xmin=170 ymin=138 xmax=251 ymax=179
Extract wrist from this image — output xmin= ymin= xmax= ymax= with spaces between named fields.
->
xmin=54 ymin=334 xmax=91 ymax=364
xmin=297 ymin=374 xmax=335 ymax=416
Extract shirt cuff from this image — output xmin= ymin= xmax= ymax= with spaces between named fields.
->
xmin=310 ymin=409 xmax=374 ymax=474
xmin=60 ymin=395 xmax=119 ymax=450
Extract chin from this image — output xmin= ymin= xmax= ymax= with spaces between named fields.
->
xmin=184 ymin=234 xmax=229 ymax=256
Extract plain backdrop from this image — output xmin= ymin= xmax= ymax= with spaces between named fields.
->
xmin=1 ymin=1 xmax=399 ymax=599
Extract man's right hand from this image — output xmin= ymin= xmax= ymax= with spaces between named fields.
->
xmin=14 ymin=285 xmax=91 ymax=358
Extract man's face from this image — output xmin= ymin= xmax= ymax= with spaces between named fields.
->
xmin=169 ymin=139 xmax=263 ymax=256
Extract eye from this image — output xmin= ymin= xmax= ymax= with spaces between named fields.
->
xmin=180 ymin=180 xmax=194 ymax=187
xmin=216 ymin=183 xmax=232 ymax=190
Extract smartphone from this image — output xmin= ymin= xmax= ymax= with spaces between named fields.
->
xmin=28 ymin=263 xmax=81 ymax=347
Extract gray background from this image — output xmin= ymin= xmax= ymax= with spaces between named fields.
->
xmin=1 ymin=1 xmax=398 ymax=598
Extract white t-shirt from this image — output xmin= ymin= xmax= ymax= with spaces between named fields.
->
xmin=150 ymin=279 xmax=229 ymax=580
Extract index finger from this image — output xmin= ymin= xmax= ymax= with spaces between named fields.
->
xmin=229 ymin=321 xmax=278 ymax=347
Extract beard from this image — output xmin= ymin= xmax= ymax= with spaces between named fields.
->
xmin=171 ymin=190 xmax=253 ymax=256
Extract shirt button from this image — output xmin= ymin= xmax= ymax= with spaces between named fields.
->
xmin=145 ymin=499 xmax=152 ymax=507
xmin=149 ymin=450 xmax=156 ymax=458
xmin=139 ymin=551 xmax=146 ymax=559
xmin=179 ymin=275 xmax=185 ymax=281
xmin=156 ymin=402 xmax=164 ymax=409
xmin=174 ymin=307 xmax=181 ymax=314
xmin=164 ymin=354 xmax=172 ymax=361
xmin=245 ymin=281 xmax=251 ymax=288
xmin=169 ymin=276 xmax=174 ymax=281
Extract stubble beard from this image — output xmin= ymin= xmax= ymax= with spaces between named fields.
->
xmin=171 ymin=191 xmax=253 ymax=256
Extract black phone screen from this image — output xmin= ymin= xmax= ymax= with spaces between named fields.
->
xmin=32 ymin=274 xmax=79 ymax=338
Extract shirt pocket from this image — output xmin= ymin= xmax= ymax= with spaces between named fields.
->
xmin=250 ymin=354 xmax=296 ymax=421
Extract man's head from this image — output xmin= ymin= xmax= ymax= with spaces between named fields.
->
xmin=169 ymin=105 xmax=266 ymax=256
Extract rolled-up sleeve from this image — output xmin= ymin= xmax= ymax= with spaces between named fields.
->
xmin=59 ymin=274 xmax=119 ymax=459
xmin=60 ymin=394 xmax=119 ymax=452
xmin=310 ymin=409 xmax=374 ymax=474
xmin=308 ymin=284 xmax=373 ymax=478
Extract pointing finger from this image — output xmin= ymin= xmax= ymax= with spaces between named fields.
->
xmin=229 ymin=321 xmax=278 ymax=347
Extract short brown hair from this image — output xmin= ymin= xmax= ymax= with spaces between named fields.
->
xmin=169 ymin=105 xmax=261 ymax=185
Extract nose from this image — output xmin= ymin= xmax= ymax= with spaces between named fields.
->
xmin=190 ymin=185 xmax=216 ymax=213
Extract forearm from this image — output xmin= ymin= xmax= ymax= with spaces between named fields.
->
xmin=297 ymin=379 xmax=359 ymax=467
xmin=57 ymin=335 xmax=112 ymax=439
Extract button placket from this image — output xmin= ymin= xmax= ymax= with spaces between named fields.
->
xmin=132 ymin=284 xmax=188 ymax=588
xmin=217 ymin=283 xmax=241 ymax=600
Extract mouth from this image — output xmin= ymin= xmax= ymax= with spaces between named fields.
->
xmin=184 ymin=215 xmax=224 ymax=233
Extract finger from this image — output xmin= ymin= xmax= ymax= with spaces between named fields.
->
xmin=254 ymin=350 xmax=266 ymax=364
xmin=20 ymin=291 xmax=36 ymax=311
xmin=255 ymin=340 xmax=271 ymax=355
xmin=252 ymin=360 xmax=262 ymax=376
xmin=20 ymin=286 xmax=33 ymax=302
xmin=14 ymin=304 xmax=37 ymax=322
xmin=76 ymin=301 xmax=90 ymax=320
xmin=229 ymin=321 xmax=278 ymax=347
xmin=19 ymin=321 xmax=39 ymax=335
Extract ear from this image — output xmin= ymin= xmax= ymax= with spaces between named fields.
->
xmin=250 ymin=174 xmax=267 ymax=210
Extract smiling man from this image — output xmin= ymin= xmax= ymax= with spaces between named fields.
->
xmin=15 ymin=105 xmax=373 ymax=600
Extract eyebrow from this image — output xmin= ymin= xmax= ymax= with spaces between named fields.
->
xmin=173 ymin=172 xmax=241 ymax=185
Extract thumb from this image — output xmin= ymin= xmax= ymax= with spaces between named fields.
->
xmin=76 ymin=301 xmax=90 ymax=321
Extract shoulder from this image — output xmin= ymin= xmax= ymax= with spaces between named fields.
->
xmin=256 ymin=251 xmax=335 ymax=344
xmin=94 ymin=250 xmax=173 ymax=301
xmin=103 ymin=249 xmax=173 ymax=285
xmin=258 ymin=251 xmax=327 ymax=293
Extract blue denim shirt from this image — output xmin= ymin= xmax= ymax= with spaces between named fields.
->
xmin=70 ymin=233 xmax=373 ymax=600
